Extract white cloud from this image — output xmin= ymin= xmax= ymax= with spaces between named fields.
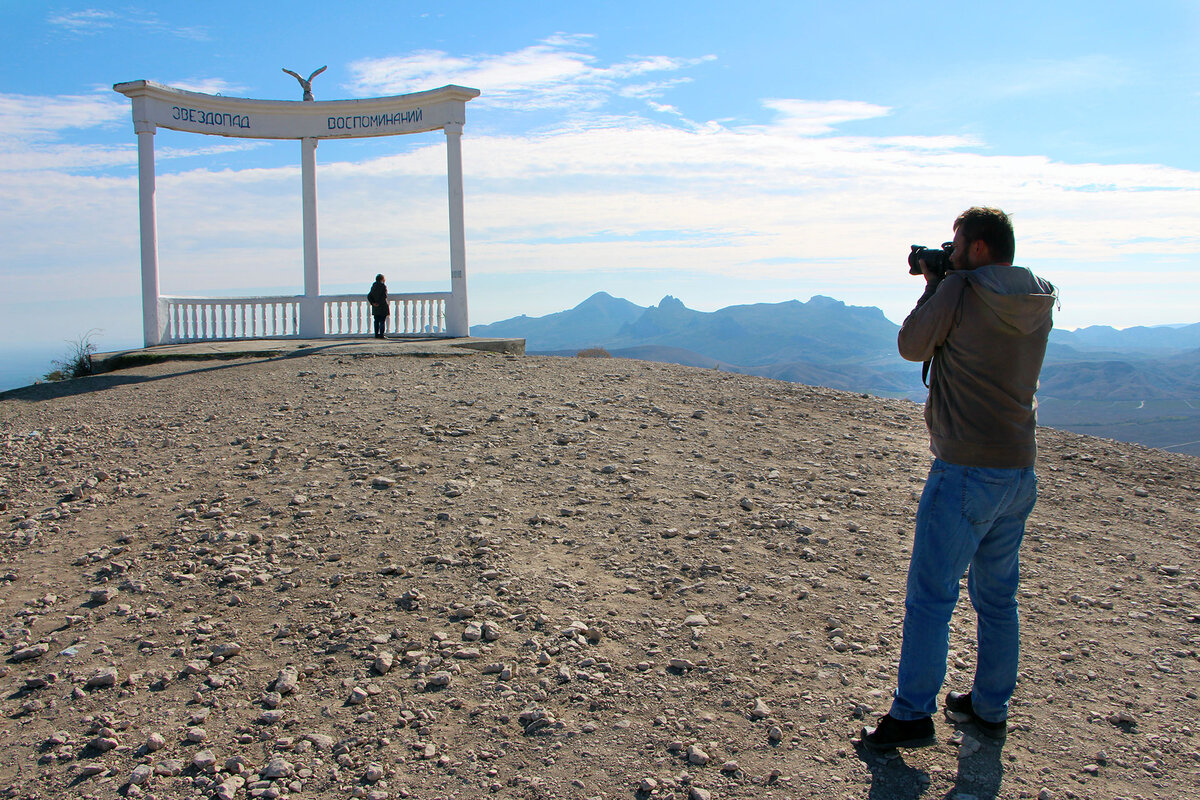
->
xmin=47 ymin=8 xmax=207 ymax=40
xmin=997 ymin=54 xmax=1134 ymax=98
xmin=761 ymin=99 xmax=892 ymax=135
xmin=46 ymin=9 xmax=117 ymax=33
xmin=168 ymin=78 xmax=252 ymax=96
xmin=346 ymin=33 xmax=714 ymax=112
xmin=0 ymin=92 xmax=127 ymax=137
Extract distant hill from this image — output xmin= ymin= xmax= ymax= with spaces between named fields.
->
xmin=1049 ymin=322 xmax=1200 ymax=355
xmin=469 ymin=291 xmax=646 ymax=351
xmin=472 ymin=293 xmax=1200 ymax=455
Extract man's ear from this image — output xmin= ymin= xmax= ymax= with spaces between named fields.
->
xmin=971 ymin=239 xmax=990 ymax=265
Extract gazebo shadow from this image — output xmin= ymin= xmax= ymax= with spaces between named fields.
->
xmin=0 ymin=337 xmax=488 ymax=403
xmin=0 ymin=358 xmax=269 ymax=403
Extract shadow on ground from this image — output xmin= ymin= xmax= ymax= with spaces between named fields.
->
xmin=853 ymin=736 xmax=1004 ymax=800
xmin=0 ymin=339 xmax=477 ymax=403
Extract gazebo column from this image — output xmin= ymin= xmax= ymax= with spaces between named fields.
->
xmin=135 ymin=121 xmax=165 ymax=346
xmin=299 ymin=136 xmax=323 ymax=337
xmin=444 ymin=122 xmax=469 ymax=337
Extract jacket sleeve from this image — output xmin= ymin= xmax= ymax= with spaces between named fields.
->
xmin=897 ymin=274 xmax=966 ymax=362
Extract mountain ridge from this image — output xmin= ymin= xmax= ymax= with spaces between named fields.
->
xmin=472 ymin=291 xmax=1200 ymax=455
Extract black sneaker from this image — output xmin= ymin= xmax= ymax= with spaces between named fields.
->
xmin=860 ymin=714 xmax=936 ymax=750
xmin=944 ymin=691 xmax=1007 ymax=740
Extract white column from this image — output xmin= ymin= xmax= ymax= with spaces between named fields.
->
xmin=135 ymin=121 xmax=165 ymax=346
xmin=444 ymin=122 xmax=469 ymax=337
xmin=299 ymin=137 xmax=323 ymax=337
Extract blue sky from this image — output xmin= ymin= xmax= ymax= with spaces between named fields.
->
xmin=2 ymin=0 xmax=1199 ymax=364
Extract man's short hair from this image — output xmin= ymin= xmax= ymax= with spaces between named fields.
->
xmin=954 ymin=207 xmax=1015 ymax=264
xmin=375 ymin=273 xmax=385 ymax=282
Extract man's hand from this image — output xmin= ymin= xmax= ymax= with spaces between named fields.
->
xmin=917 ymin=260 xmax=940 ymax=285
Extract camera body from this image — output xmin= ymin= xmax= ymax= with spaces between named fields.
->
xmin=908 ymin=242 xmax=954 ymax=279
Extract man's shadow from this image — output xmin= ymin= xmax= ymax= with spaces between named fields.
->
xmin=853 ymin=731 xmax=1004 ymax=800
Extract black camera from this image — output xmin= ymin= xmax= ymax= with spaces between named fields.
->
xmin=908 ymin=242 xmax=954 ymax=278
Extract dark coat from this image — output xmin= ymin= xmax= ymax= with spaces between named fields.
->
xmin=367 ymin=280 xmax=389 ymax=318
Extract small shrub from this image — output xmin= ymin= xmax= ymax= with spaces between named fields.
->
xmin=576 ymin=348 xmax=612 ymax=358
xmin=44 ymin=330 xmax=100 ymax=381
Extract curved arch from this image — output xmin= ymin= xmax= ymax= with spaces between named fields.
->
xmin=113 ymin=81 xmax=480 ymax=344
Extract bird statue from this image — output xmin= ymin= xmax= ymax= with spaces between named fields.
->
xmin=282 ymin=66 xmax=327 ymax=101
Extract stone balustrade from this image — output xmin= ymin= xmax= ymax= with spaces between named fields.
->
xmin=158 ymin=292 xmax=451 ymax=343
xmin=322 ymin=293 xmax=450 ymax=336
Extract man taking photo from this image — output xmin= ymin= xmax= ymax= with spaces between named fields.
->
xmin=863 ymin=207 xmax=1058 ymax=750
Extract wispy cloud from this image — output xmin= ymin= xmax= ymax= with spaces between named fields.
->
xmin=347 ymin=33 xmax=715 ymax=112
xmin=0 ymin=92 xmax=127 ymax=137
xmin=997 ymin=54 xmax=1134 ymax=98
xmin=48 ymin=8 xmax=208 ymax=40
xmin=46 ymin=8 xmax=118 ymax=33
xmin=761 ymin=99 xmax=893 ymax=135
xmin=168 ymin=78 xmax=251 ymax=96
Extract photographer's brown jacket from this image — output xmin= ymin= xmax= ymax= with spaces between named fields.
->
xmin=898 ymin=265 xmax=1057 ymax=469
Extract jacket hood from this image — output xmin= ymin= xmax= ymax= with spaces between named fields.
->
xmin=963 ymin=264 xmax=1057 ymax=335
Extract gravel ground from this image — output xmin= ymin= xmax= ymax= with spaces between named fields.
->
xmin=0 ymin=351 xmax=1197 ymax=800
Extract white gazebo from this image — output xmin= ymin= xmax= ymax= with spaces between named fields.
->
xmin=113 ymin=79 xmax=480 ymax=346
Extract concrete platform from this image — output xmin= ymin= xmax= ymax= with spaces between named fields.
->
xmin=92 ymin=336 xmax=525 ymax=374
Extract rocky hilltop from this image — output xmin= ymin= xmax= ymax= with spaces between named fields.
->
xmin=1 ymin=352 xmax=1197 ymax=800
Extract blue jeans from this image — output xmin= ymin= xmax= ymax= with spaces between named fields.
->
xmin=890 ymin=458 xmax=1037 ymax=723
